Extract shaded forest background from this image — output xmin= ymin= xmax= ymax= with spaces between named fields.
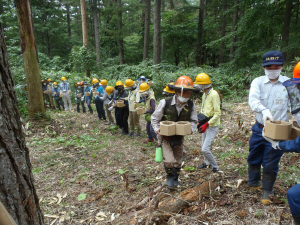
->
xmin=1 ymin=0 xmax=300 ymax=116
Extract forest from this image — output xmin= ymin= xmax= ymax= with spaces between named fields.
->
xmin=0 ymin=0 xmax=300 ymax=224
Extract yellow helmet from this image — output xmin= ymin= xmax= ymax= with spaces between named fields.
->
xmin=124 ymin=79 xmax=134 ymax=88
xmin=106 ymin=86 xmax=114 ymax=95
xmin=92 ymin=78 xmax=99 ymax=84
xmin=116 ymin=81 xmax=123 ymax=86
xmin=47 ymin=78 xmax=52 ymax=82
xmin=164 ymin=83 xmax=175 ymax=94
xmin=100 ymin=79 xmax=108 ymax=86
xmin=194 ymin=73 xmax=211 ymax=85
xmin=139 ymin=83 xmax=150 ymax=92
xmin=53 ymin=82 xmax=58 ymax=85
xmin=61 ymin=77 xmax=67 ymax=81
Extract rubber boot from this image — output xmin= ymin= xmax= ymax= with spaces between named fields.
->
xmin=164 ymin=167 xmax=174 ymax=187
xmin=292 ymin=215 xmax=300 ymax=225
xmin=172 ymin=168 xmax=181 ymax=187
xmin=248 ymin=164 xmax=261 ymax=189
xmin=261 ymin=189 xmax=274 ymax=205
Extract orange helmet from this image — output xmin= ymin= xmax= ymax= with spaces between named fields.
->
xmin=170 ymin=76 xmax=195 ymax=91
xmin=283 ymin=61 xmax=300 ymax=87
xmin=75 ymin=82 xmax=82 ymax=87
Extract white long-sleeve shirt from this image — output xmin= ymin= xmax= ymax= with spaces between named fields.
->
xmin=60 ymin=82 xmax=71 ymax=92
xmin=248 ymin=75 xmax=290 ymax=124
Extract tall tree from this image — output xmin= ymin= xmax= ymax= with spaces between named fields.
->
xmin=0 ymin=22 xmax=44 ymax=225
xmin=93 ymin=0 xmax=100 ymax=67
xmin=80 ymin=0 xmax=90 ymax=76
xmin=230 ymin=0 xmax=239 ymax=61
xmin=195 ymin=0 xmax=205 ymax=66
xmin=14 ymin=0 xmax=45 ymax=118
xmin=282 ymin=0 xmax=293 ymax=57
xmin=219 ymin=1 xmax=227 ymax=64
xmin=66 ymin=2 xmax=72 ymax=38
xmin=117 ymin=0 xmax=125 ymax=65
xmin=143 ymin=0 xmax=151 ymax=60
xmin=153 ymin=0 xmax=161 ymax=65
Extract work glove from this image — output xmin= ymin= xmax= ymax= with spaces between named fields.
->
xmin=81 ymin=97 xmax=84 ymax=101
xmin=262 ymin=130 xmax=281 ymax=150
xmin=198 ymin=121 xmax=209 ymax=133
xmin=262 ymin=109 xmax=274 ymax=124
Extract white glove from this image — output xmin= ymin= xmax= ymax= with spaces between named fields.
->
xmin=262 ymin=109 xmax=274 ymax=124
xmin=108 ymin=106 xmax=114 ymax=111
xmin=81 ymin=97 xmax=84 ymax=101
xmin=262 ymin=130 xmax=281 ymax=150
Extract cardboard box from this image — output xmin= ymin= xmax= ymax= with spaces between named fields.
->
xmin=84 ymin=92 xmax=90 ymax=96
xmin=59 ymin=93 xmax=64 ymax=97
xmin=116 ymin=100 xmax=126 ymax=107
xmin=290 ymin=125 xmax=300 ymax=140
xmin=136 ymin=107 xmax=146 ymax=115
xmin=77 ymin=93 xmax=82 ymax=98
xmin=160 ymin=121 xmax=176 ymax=136
xmin=67 ymin=91 xmax=72 ymax=95
xmin=132 ymin=102 xmax=137 ymax=109
xmin=175 ymin=121 xmax=191 ymax=135
xmin=93 ymin=91 xmax=100 ymax=96
xmin=263 ymin=120 xmax=292 ymax=141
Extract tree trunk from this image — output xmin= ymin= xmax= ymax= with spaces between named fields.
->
xmin=0 ymin=22 xmax=44 ymax=225
xmin=117 ymin=0 xmax=124 ymax=65
xmin=66 ymin=3 xmax=71 ymax=37
xmin=93 ymin=0 xmax=101 ymax=67
xmin=195 ymin=0 xmax=205 ymax=66
xmin=143 ymin=0 xmax=150 ymax=60
xmin=14 ymin=0 xmax=45 ymax=118
xmin=219 ymin=1 xmax=227 ymax=64
xmin=153 ymin=0 xmax=161 ymax=65
xmin=230 ymin=0 xmax=239 ymax=61
xmin=80 ymin=0 xmax=90 ymax=77
xmin=169 ymin=0 xmax=174 ymax=9
xmin=161 ymin=0 xmax=165 ymax=60
xmin=282 ymin=0 xmax=292 ymax=53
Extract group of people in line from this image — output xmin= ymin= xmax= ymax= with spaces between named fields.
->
xmin=40 ymin=51 xmax=300 ymax=225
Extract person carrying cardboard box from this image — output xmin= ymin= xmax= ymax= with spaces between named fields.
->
xmin=82 ymin=81 xmax=93 ymax=114
xmin=75 ymin=82 xmax=85 ymax=113
xmin=193 ymin=73 xmax=221 ymax=173
xmin=247 ymin=50 xmax=291 ymax=205
xmin=151 ymin=76 xmax=198 ymax=188
xmin=60 ymin=76 xmax=72 ymax=111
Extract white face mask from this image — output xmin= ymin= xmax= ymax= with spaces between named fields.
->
xmin=84 ymin=85 xmax=87 ymax=88
xmin=63 ymin=80 xmax=67 ymax=83
xmin=54 ymin=86 xmax=58 ymax=88
xmin=177 ymin=96 xmax=189 ymax=103
xmin=265 ymin=69 xmax=281 ymax=80
xmin=43 ymin=83 xmax=46 ymax=85
xmin=141 ymin=92 xmax=148 ymax=97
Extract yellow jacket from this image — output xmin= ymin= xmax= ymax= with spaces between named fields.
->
xmin=200 ymin=88 xmax=221 ymax=126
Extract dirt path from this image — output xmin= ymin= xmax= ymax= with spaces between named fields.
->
xmin=25 ymin=100 xmax=299 ymax=224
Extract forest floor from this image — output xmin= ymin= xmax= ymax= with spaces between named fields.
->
xmin=24 ymin=99 xmax=299 ymax=225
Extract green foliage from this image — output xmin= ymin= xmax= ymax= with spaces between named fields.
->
xmin=69 ymin=46 xmax=97 ymax=73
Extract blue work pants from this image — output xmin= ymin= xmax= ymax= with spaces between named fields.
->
xmin=95 ymin=98 xmax=106 ymax=120
xmin=287 ymin=184 xmax=300 ymax=216
xmin=247 ymin=123 xmax=283 ymax=191
xmin=146 ymin=121 xmax=157 ymax=140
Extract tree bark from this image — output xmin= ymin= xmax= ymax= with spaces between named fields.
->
xmin=230 ymin=0 xmax=239 ymax=61
xmin=66 ymin=3 xmax=71 ymax=37
xmin=143 ymin=0 xmax=150 ymax=60
xmin=282 ymin=0 xmax=292 ymax=50
xmin=169 ymin=0 xmax=174 ymax=9
xmin=219 ymin=1 xmax=227 ymax=64
xmin=14 ymin=0 xmax=45 ymax=118
xmin=80 ymin=0 xmax=90 ymax=77
xmin=93 ymin=0 xmax=101 ymax=67
xmin=0 ymin=21 xmax=44 ymax=225
xmin=195 ymin=0 xmax=205 ymax=66
xmin=117 ymin=0 xmax=124 ymax=65
xmin=153 ymin=0 xmax=161 ymax=65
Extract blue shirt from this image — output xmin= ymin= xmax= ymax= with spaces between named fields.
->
xmin=52 ymin=87 xmax=61 ymax=100
xmin=279 ymin=136 xmax=300 ymax=153
xmin=84 ymin=86 xmax=92 ymax=101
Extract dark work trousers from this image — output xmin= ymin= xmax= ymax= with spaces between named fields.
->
xmin=146 ymin=121 xmax=157 ymax=140
xmin=119 ymin=106 xmax=129 ymax=134
xmin=77 ymin=102 xmax=86 ymax=113
xmin=115 ymin=107 xmax=122 ymax=128
xmin=247 ymin=122 xmax=283 ymax=191
xmin=85 ymin=99 xmax=93 ymax=113
xmin=95 ymin=98 xmax=106 ymax=120
xmin=55 ymin=98 xmax=64 ymax=111
xmin=287 ymin=184 xmax=300 ymax=217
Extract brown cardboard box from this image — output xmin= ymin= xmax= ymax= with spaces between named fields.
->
xmin=84 ymin=92 xmax=90 ymax=96
xmin=290 ymin=125 xmax=300 ymax=140
xmin=136 ymin=107 xmax=146 ymax=115
xmin=77 ymin=93 xmax=82 ymax=98
xmin=175 ymin=121 xmax=191 ymax=135
xmin=132 ymin=102 xmax=137 ymax=109
xmin=160 ymin=121 xmax=176 ymax=136
xmin=59 ymin=93 xmax=64 ymax=97
xmin=93 ymin=91 xmax=100 ymax=96
xmin=116 ymin=100 xmax=126 ymax=107
xmin=263 ymin=120 xmax=292 ymax=141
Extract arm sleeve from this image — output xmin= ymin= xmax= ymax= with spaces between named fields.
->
xmin=279 ymin=136 xmax=300 ymax=153
xmin=151 ymin=99 xmax=166 ymax=133
xmin=190 ymin=103 xmax=198 ymax=133
xmin=208 ymin=92 xmax=221 ymax=126
xmin=100 ymin=92 xmax=107 ymax=101
xmin=146 ymin=99 xmax=156 ymax=114
xmin=248 ymin=78 xmax=267 ymax=113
